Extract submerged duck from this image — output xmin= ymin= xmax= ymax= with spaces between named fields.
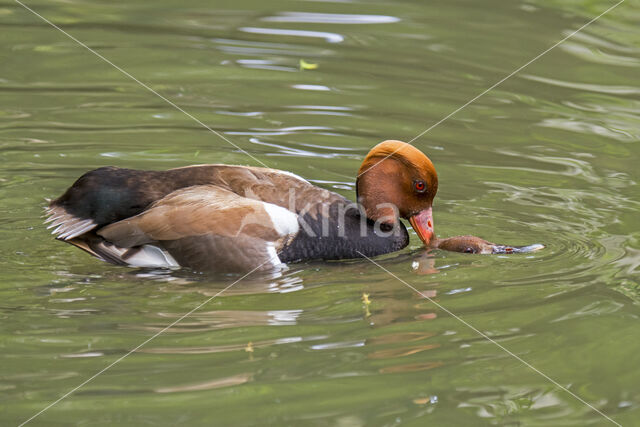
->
xmin=45 ymin=140 xmax=540 ymax=272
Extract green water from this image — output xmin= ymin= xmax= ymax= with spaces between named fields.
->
xmin=2 ymin=0 xmax=640 ymax=425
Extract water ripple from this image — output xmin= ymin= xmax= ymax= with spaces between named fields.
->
xmin=262 ymin=12 xmax=400 ymax=25
xmin=538 ymin=117 xmax=637 ymax=142
xmin=249 ymin=137 xmax=360 ymax=159
xmin=521 ymin=74 xmax=640 ymax=95
xmin=561 ymin=42 xmax=640 ymax=67
xmin=240 ymin=27 xmax=344 ymax=43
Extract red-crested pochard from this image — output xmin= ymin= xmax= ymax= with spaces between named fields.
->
xmin=45 ymin=140 xmax=542 ymax=272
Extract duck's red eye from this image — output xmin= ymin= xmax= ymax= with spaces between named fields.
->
xmin=414 ymin=180 xmax=426 ymax=193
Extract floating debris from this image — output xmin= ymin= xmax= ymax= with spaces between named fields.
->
xmin=299 ymin=59 xmax=318 ymax=71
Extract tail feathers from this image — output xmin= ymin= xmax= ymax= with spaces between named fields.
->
xmin=44 ymin=204 xmax=97 ymax=240
xmin=66 ymin=236 xmax=179 ymax=268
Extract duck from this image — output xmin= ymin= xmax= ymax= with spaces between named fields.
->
xmin=45 ymin=140 xmax=541 ymax=273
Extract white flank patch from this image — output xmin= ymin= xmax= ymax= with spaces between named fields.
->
xmin=262 ymin=202 xmax=299 ymax=236
xmin=125 ymin=245 xmax=180 ymax=268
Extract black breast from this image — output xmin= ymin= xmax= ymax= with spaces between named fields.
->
xmin=278 ymin=201 xmax=409 ymax=262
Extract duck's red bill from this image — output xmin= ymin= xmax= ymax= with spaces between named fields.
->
xmin=409 ymin=207 xmax=434 ymax=246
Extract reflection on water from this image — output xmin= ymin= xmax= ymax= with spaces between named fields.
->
xmin=2 ymin=0 xmax=640 ymax=425
xmin=240 ymin=27 xmax=345 ymax=44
